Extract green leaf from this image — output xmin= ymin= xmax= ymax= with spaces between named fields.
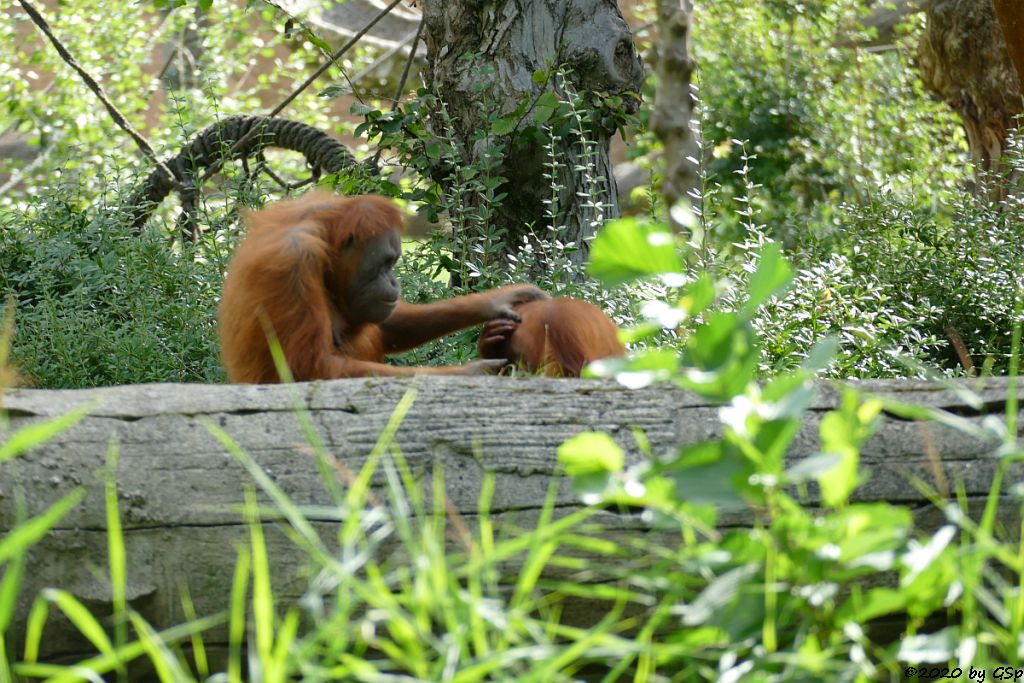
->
xmin=531 ymin=70 xmax=548 ymax=84
xmin=587 ymin=218 xmax=683 ymax=287
xmin=802 ymin=337 xmax=838 ymax=373
xmin=816 ymin=391 xmax=880 ymax=507
xmin=558 ymin=432 xmax=624 ymax=476
xmin=817 ymin=411 xmax=860 ymax=507
xmin=832 ymin=503 xmax=912 ymax=563
xmin=0 ymin=404 xmax=91 ymax=464
xmin=350 ymin=102 xmax=376 ymax=117
xmin=897 ymin=627 xmax=960 ymax=664
xmin=680 ymin=273 xmax=716 ymax=317
xmin=306 ymin=34 xmax=332 ymax=54
xmin=130 ymin=612 xmax=192 ymax=682
xmin=534 ymin=105 xmax=557 ymax=125
xmin=534 ymin=91 xmax=559 ymax=109
xmin=837 ymin=587 xmax=906 ymax=623
xmin=902 ymin=525 xmax=956 ymax=584
xmin=678 ymin=313 xmax=758 ymax=400
xmin=679 ymin=564 xmax=760 ymax=627
xmin=490 ymin=116 xmax=518 ymax=136
xmin=425 ymin=143 xmax=442 ymax=160
xmin=321 ymin=85 xmax=350 ymax=99
xmin=589 ymin=348 xmax=678 ymax=388
xmin=740 ymin=242 xmax=793 ymax=318
xmin=785 ymin=453 xmax=842 ymax=482
xmin=0 ymin=489 xmax=85 ymax=563
xmin=43 ymin=589 xmax=114 ymax=657
xmin=0 ymin=554 xmax=23 ymax=632
xmin=660 ymin=441 xmax=752 ymax=509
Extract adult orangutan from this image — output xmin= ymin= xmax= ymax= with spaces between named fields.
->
xmin=219 ymin=191 xmax=547 ymax=382
xmin=477 ymin=298 xmax=624 ymax=377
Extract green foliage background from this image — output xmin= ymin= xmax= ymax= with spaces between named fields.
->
xmin=0 ymin=0 xmax=1018 ymax=387
xmin=3 ymin=1 xmax=1024 ymax=680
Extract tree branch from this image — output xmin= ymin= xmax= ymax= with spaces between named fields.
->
xmin=18 ymin=0 xmax=178 ymax=188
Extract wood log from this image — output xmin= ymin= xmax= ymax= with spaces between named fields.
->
xmin=2 ymin=376 xmax=1017 ymax=659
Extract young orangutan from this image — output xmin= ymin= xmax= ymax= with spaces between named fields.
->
xmin=477 ymin=298 xmax=624 ymax=377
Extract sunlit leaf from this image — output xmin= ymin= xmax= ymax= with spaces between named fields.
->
xmin=587 ymin=218 xmax=683 ymax=287
xmin=897 ymin=627 xmax=960 ymax=664
xmin=558 ymin=432 xmax=624 ymax=476
xmin=740 ymin=242 xmax=793 ymax=318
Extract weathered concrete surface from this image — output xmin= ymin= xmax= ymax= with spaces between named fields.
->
xmin=1 ymin=376 xmax=1019 ymax=658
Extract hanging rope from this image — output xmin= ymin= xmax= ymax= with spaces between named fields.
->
xmin=126 ymin=115 xmax=364 ymax=237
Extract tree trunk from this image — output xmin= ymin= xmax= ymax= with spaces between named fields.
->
xmin=419 ymin=0 xmax=644 ymax=277
xmin=650 ymin=0 xmax=697 ymax=234
xmin=992 ymin=0 xmax=1024 ymax=94
xmin=918 ymin=0 xmax=1022 ymax=193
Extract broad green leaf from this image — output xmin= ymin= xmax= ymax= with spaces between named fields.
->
xmin=596 ymin=348 xmax=678 ymax=388
xmin=490 ymin=116 xmax=518 ymax=136
xmin=802 ymin=337 xmax=839 ymax=372
xmin=817 ymin=410 xmax=859 ymax=507
xmin=785 ymin=453 xmax=842 ymax=482
xmin=817 ymin=392 xmax=881 ymax=507
xmin=532 ymin=93 xmax=560 ymax=124
xmin=678 ymin=564 xmax=760 ymax=627
xmin=833 ymin=503 xmax=912 ymax=562
xmin=740 ymin=242 xmax=793 ymax=318
xmin=678 ymin=314 xmax=758 ymax=400
xmin=349 ymin=102 xmax=376 ymax=116
xmin=680 ymin=273 xmax=716 ymax=317
xmin=660 ymin=441 xmax=752 ymax=509
xmin=534 ymin=105 xmax=557 ymax=124
xmin=837 ymin=587 xmax=906 ymax=623
xmin=587 ymin=218 xmax=683 ymax=287
xmin=558 ymin=432 xmax=624 ymax=476
xmin=535 ymin=92 xmax=559 ymax=109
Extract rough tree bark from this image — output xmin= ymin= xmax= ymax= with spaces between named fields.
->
xmin=419 ymin=0 xmax=644 ymax=273
xmin=992 ymin=0 xmax=1024 ymax=94
xmin=918 ymin=0 xmax=1022 ymax=191
xmin=650 ymin=0 xmax=697 ymax=234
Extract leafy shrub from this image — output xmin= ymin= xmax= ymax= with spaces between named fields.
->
xmin=0 ymin=187 xmax=226 ymax=387
xmin=759 ymin=161 xmax=1024 ymax=378
xmin=12 ymin=217 xmax=1021 ymax=680
xmin=694 ymin=0 xmax=965 ymax=245
xmin=577 ymin=216 xmax=1024 ymax=679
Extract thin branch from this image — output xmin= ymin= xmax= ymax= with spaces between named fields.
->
xmin=349 ymin=28 xmax=418 ymax=87
xmin=390 ymin=20 xmax=424 ymax=111
xmin=0 ymin=139 xmax=57 ymax=198
xmin=18 ymin=0 xmax=178 ymax=187
xmin=198 ymin=0 xmax=406 ymax=185
xmin=371 ymin=20 xmax=423 ymax=167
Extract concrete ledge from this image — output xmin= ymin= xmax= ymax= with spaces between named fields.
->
xmin=2 ymin=376 xmax=1017 ymax=657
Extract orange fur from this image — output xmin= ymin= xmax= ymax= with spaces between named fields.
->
xmin=219 ymin=192 xmax=548 ymax=382
xmin=478 ymin=298 xmax=624 ymax=377
xmin=219 ymin=192 xmax=400 ymax=382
